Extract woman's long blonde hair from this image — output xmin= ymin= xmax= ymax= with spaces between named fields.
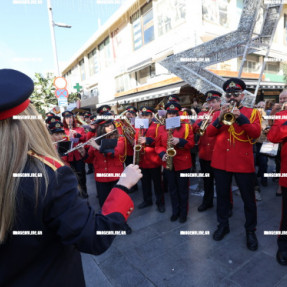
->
xmin=0 ymin=104 xmax=62 ymax=244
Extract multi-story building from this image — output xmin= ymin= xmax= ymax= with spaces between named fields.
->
xmin=62 ymin=0 xmax=287 ymax=113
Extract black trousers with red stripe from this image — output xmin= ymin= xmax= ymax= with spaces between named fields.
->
xmin=214 ymin=168 xmax=257 ymax=231
xmin=278 ymin=186 xmax=287 ymax=251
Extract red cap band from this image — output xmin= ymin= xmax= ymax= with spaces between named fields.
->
xmin=0 ymin=99 xmax=30 ymax=120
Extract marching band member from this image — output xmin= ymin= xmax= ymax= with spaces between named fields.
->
xmin=86 ymin=116 xmax=126 ymax=206
xmin=193 ymin=91 xmax=222 ymax=212
xmin=45 ymin=111 xmax=55 ymax=117
xmin=267 ymin=90 xmax=287 ymax=265
xmin=155 ymin=103 xmax=194 ymax=222
xmin=45 ymin=115 xmax=61 ymax=126
xmin=48 ymin=121 xmax=70 ymax=166
xmin=124 ymin=106 xmax=137 ymax=163
xmin=86 ymin=115 xmax=131 ymax=234
xmin=0 ymin=69 xmax=141 ymax=287
xmin=123 ymin=106 xmax=138 ymax=193
xmin=80 ymin=112 xmax=94 ymax=174
xmin=86 ymin=115 xmax=97 ymax=141
xmin=62 ymin=111 xmax=88 ymax=198
xmin=206 ymin=78 xmax=261 ymax=250
xmin=136 ymin=106 xmax=165 ymax=212
xmin=84 ymin=112 xmax=92 ymax=124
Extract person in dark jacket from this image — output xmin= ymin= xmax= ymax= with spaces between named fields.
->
xmin=0 ymin=69 xmax=142 ymax=287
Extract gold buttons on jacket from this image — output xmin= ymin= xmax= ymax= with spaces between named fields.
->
xmin=227 ymin=149 xmax=229 ymax=151
xmin=127 ymin=211 xmax=131 ymax=215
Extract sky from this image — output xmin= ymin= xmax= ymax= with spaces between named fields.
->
xmin=0 ymin=0 xmax=128 ymax=78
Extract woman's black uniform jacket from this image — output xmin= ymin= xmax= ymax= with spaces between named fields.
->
xmin=0 ymin=151 xmax=134 ymax=286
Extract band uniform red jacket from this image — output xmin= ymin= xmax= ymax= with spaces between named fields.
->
xmin=86 ymin=136 xmax=126 ymax=182
xmin=206 ymin=107 xmax=261 ymax=173
xmin=267 ymin=110 xmax=287 ymax=188
xmin=64 ymin=126 xmax=86 ymax=162
xmin=155 ymin=123 xmax=194 ymax=171
xmin=135 ymin=122 xmax=162 ymax=169
xmin=193 ymin=111 xmax=217 ymax=161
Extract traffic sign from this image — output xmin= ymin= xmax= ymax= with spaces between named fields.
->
xmin=54 ymin=77 xmax=67 ymax=89
xmin=55 ymin=88 xmax=69 ymax=98
xmin=58 ymin=97 xmax=68 ymax=107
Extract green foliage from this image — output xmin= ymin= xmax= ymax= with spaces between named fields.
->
xmin=30 ymin=73 xmax=80 ymax=117
xmin=30 ymin=73 xmax=57 ymax=117
xmin=68 ymin=92 xmax=80 ymax=104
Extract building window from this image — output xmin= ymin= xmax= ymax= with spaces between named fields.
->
xmin=156 ymin=0 xmax=186 ymax=37
xmin=284 ymin=14 xmax=287 ymax=45
xmin=242 ymin=60 xmax=258 ymax=73
xmin=202 ymin=0 xmax=229 ymax=28
xmin=131 ymin=2 xmax=154 ymax=50
xmin=115 ymin=73 xmax=131 ymax=93
xmin=90 ymin=87 xmax=98 ymax=97
xmin=79 ymin=59 xmax=86 ymax=81
xmin=265 ymin=62 xmax=280 ymax=73
xmin=88 ymin=48 xmax=99 ymax=76
xmin=135 ymin=64 xmax=155 ymax=86
xmin=98 ymin=37 xmax=112 ymax=69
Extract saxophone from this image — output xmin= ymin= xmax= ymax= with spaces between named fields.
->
xmin=166 ymin=129 xmax=176 ymax=171
xmin=134 ymin=127 xmax=143 ymax=165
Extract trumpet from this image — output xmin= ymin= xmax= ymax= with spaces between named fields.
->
xmin=222 ymin=100 xmax=237 ymax=126
xmin=64 ymin=129 xmax=117 ymax=155
xmin=166 ymin=129 xmax=176 ymax=171
xmin=197 ymin=108 xmax=214 ymax=136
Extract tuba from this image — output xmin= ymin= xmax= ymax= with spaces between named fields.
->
xmin=166 ymin=129 xmax=176 ymax=170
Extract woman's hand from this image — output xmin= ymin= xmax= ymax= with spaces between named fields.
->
xmin=89 ymin=139 xmax=100 ymax=150
xmin=117 ymin=164 xmax=142 ymax=189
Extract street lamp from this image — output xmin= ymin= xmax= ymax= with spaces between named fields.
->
xmin=47 ymin=0 xmax=71 ymax=76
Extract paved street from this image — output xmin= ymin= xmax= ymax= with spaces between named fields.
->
xmin=81 ymin=159 xmax=287 ymax=287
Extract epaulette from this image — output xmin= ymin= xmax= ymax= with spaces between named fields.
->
xmin=27 ymin=150 xmax=64 ymax=171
